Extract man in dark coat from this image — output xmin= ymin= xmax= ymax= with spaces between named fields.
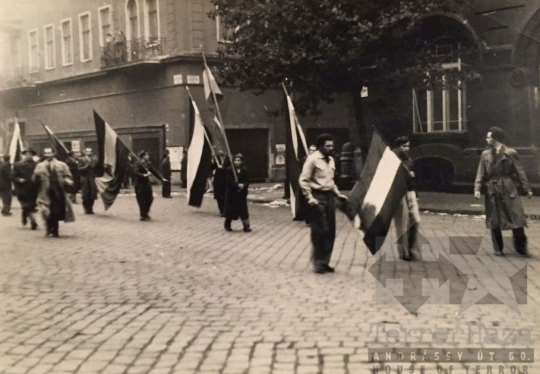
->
xmin=160 ymin=150 xmax=172 ymax=198
xmin=212 ymin=152 xmax=227 ymax=216
xmin=224 ymin=154 xmax=251 ymax=232
xmin=12 ymin=148 xmax=39 ymax=229
xmin=180 ymin=149 xmax=188 ymax=188
xmin=65 ymin=151 xmax=80 ymax=203
xmin=474 ymin=127 xmax=533 ymax=256
xmin=0 ymin=155 xmax=12 ymax=216
xmin=78 ymin=148 xmax=98 ymax=214
xmin=133 ymin=150 xmax=167 ymax=221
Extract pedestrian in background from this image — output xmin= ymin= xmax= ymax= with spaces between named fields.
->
xmin=33 ymin=148 xmax=75 ymax=237
xmin=133 ymin=151 xmax=167 ymax=221
xmin=299 ymin=134 xmax=348 ymax=274
xmin=180 ymin=149 xmax=188 ymax=188
xmin=78 ymin=148 xmax=98 ymax=214
xmin=474 ymin=127 xmax=533 ymax=256
xmin=0 ymin=155 xmax=13 ymax=216
xmin=392 ymin=136 xmax=420 ymax=261
xmin=12 ymin=148 xmax=39 ymax=230
xmin=160 ymin=150 xmax=172 ymax=198
xmin=224 ymin=154 xmax=251 ymax=232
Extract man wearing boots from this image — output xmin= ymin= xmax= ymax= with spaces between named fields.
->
xmin=474 ymin=127 xmax=533 ymax=256
xmin=392 ymin=136 xmax=420 ymax=261
xmin=223 ymin=154 xmax=251 ymax=232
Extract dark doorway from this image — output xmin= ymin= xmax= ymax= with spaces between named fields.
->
xmin=132 ymin=137 xmax=161 ymax=166
xmin=225 ymin=129 xmax=269 ymax=182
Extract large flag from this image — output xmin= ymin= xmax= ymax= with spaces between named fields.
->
xmin=41 ymin=123 xmax=69 ymax=162
xmin=93 ymin=111 xmax=131 ymax=211
xmin=187 ymin=96 xmax=212 ymax=207
xmin=284 ymin=90 xmax=308 ymax=220
xmin=343 ymin=130 xmax=409 ymax=254
xmin=203 ymin=64 xmax=223 ymax=105
xmin=8 ymin=120 xmax=23 ymax=165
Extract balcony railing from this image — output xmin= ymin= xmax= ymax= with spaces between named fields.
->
xmin=101 ymin=37 xmax=167 ymax=68
xmin=0 ymin=67 xmax=41 ymax=90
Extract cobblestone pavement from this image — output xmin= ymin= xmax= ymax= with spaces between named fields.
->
xmin=0 ymin=192 xmax=539 ymax=374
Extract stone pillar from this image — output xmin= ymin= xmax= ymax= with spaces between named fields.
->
xmin=354 ymin=146 xmax=363 ymax=180
xmin=339 ymin=142 xmax=355 ymax=189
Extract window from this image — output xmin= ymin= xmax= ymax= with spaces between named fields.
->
xmin=145 ymin=0 xmax=159 ymax=40
xmin=28 ymin=29 xmax=39 ymax=72
xmin=61 ymin=18 xmax=73 ymax=65
xmin=10 ymin=36 xmax=22 ymax=72
xmin=98 ymin=5 xmax=113 ymax=47
xmin=215 ymin=6 xmax=235 ymax=43
xmin=127 ymin=0 xmax=139 ymax=40
xmin=44 ymin=24 xmax=55 ymax=69
xmin=413 ymin=59 xmax=467 ymax=133
xmin=79 ymin=12 xmax=92 ymax=62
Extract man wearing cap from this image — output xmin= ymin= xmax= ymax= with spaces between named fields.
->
xmin=474 ymin=127 xmax=533 ymax=256
xmin=133 ymin=150 xmax=167 ymax=221
xmin=0 ymin=155 xmax=12 ymax=216
xmin=33 ymin=148 xmax=75 ymax=237
xmin=12 ymin=148 xmax=39 ymax=229
xmin=78 ymin=148 xmax=98 ymax=214
xmin=223 ymin=153 xmax=251 ymax=232
xmin=299 ymin=134 xmax=348 ymax=274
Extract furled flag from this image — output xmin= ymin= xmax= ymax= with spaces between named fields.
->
xmin=93 ymin=111 xmax=132 ymax=210
xmin=203 ymin=64 xmax=223 ymax=105
xmin=187 ymin=96 xmax=213 ymax=207
xmin=41 ymin=122 xmax=69 ymax=162
xmin=8 ymin=119 xmax=23 ymax=165
xmin=342 ymin=129 xmax=409 ymax=254
xmin=284 ymin=89 xmax=308 ymax=220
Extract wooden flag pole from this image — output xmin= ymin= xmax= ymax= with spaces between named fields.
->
xmin=185 ymin=86 xmax=221 ymax=167
xmin=200 ymin=46 xmax=237 ymax=182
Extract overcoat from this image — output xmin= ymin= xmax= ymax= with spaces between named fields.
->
xmin=33 ymin=159 xmax=75 ymax=222
xmin=224 ymin=167 xmax=249 ymax=220
xmin=474 ymin=146 xmax=531 ymax=230
xmin=78 ymin=156 xmax=98 ymax=200
xmin=12 ymin=159 xmax=38 ymax=209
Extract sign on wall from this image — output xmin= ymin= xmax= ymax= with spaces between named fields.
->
xmin=187 ymin=75 xmax=200 ymax=84
xmin=167 ymin=146 xmax=184 ymax=171
xmin=173 ymin=74 xmax=183 ymax=85
xmin=275 ymin=144 xmax=286 ymax=165
xmin=71 ymin=140 xmax=80 ymax=153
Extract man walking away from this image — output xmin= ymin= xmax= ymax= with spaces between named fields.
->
xmin=474 ymin=127 xmax=533 ymax=256
xmin=12 ymin=148 xmax=39 ymax=229
xmin=0 ymin=155 xmax=12 ymax=216
xmin=160 ymin=150 xmax=172 ymax=198
xmin=33 ymin=148 xmax=75 ymax=237
xmin=133 ymin=151 xmax=167 ymax=221
xmin=299 ymin=134 xmax=348 ymax=274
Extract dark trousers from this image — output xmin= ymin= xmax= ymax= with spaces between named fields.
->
xmin=135 ymin=183 xmax=153 ymax=218
xmin=162 ymin=180 xmax=171 ymax=197
xmin=46 ymin=215 xmax=59 ymax=235
xmin=1 ymin=190 xmax=11 ymax=214
xmin=82 ymin=197 xmax=94 ymax=213
xmin=216 ymin=197 xmax=224 ymax=214
xmin=309 ymin=191 xmax=336 ymax=270
xmin=491 ymin=227 xmax=527 ymax=254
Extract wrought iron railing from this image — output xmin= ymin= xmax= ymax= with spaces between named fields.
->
xmin=101 ymin=37 xmax=167 ymax=68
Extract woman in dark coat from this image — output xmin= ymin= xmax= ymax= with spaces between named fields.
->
xmin=224 ymin=154 xmax=251 ymax=232
xmin=12 ymin=148 xmax=39 ymax=229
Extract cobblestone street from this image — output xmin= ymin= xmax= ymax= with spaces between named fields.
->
xmin=0 ymin=192 xmax=539 ymax=374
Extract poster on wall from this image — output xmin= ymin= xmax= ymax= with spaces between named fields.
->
xmin=275 ymin=144 xmax=286 ymax=165
xmin=167 ymin=146 xmax=184 ymax=171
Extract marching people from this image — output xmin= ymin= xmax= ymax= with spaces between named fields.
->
xmin=392 ymin=136 xmax=420 ymax=261
xmin=65 ymin=151 xmax=80 ymax=204
xmin=160 ymin=150 xmax=172 ymax=198
xmin=33 ymin=148 xmax=75 ymax=237
xmin=133 ymin=151 xmax=167 ymax=221
xmin=299 ymin=134 xmax=348 ymax=274
xmin=78 ymin=148 xmax=98 ymax=214
xmin=0 ymin=155 xmax=12 ymax=216
xmin=12 ymin=148 xmax=39 ymax=229
xmin=224 ymin=154 xmax=251 ymax=232
xmin=474 ymin=127 xmax=533 ymax=256
xmin=212 ymin=151 xmax=227 ymax=216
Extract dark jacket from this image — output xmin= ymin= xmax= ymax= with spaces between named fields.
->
xmin=12 ymin=159 xmax=38 ymax=208
xmin=65 ymin=157 xmax=81 ymax=191
xmin=474 ymin=146 xmax=531 ymax=230
xmin=133 ymin=160 xmax=163 ymax=187
xmin=160 ymin=156 xmax=172 ymax=179
xmin=78 ymin=156 xmax=98 ymax=199
xmin=224 ymin=166 xmax=249 ymax=220
xmin=0 ymin=161 xmax=12 ymax=191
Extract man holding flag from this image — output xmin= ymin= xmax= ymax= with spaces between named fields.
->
xmin=78 ymin=148 xmax=98 ymax=214
xmin=299 ymin=134 xmax=348 ymax=274
xmin=133 ymin=151 xmax=166 ymax=221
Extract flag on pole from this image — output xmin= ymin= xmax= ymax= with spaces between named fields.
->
xmin=342 ymin=130 xmax=409 ymax=254
xmin=284 ymin=88 xmax=308 ymax=220
xmin=41 ymin=123 xmax=69 ymax=162
xmin=187 ymin=96 xmax=213 ymax=207
xmin=8 ymin=120 xmax=23 ymax=165
xmin=203 ymin=64 xmax=223 ymax=105
xmin=93 ymin=111 xmax=132 ymax=210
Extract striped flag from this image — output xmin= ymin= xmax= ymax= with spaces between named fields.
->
xmin=203 ymin=64 xmax=223 ymax=105
xmin=284 ymin=89 xmax=308 ymax=220
xmin=41 ymin=123 xmax=69 ymax=162
xmin=8 ymin=119 xmax=23 ymax=165
xmin=93 ymin=111 xmax=131 ymax=211
xmin=343 ymin=130 xmax=409 ymax=254
xmin=187 ymin=96 xmax=212 ymax=207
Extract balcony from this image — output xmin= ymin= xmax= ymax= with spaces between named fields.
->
xmin=0 ymin=67 xmax=41 ymax=91
xmin=101 ymin=37 xmax=167 ymax=68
